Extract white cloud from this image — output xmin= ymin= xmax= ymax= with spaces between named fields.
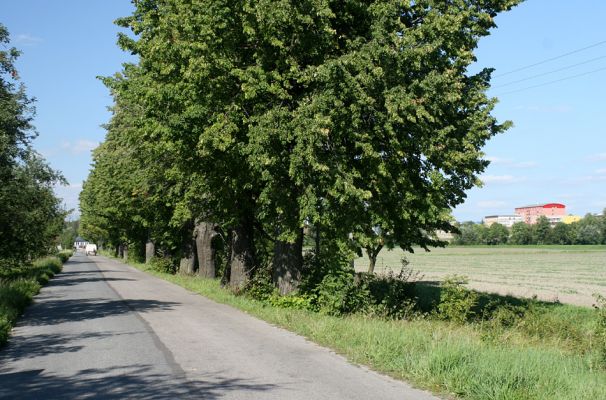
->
xmin=14 ymin=34 xmax=43 ymax=46
xmin=61 ymin=140 xmax=99 ymax=155
xmin=477 ymin=200 xmax=508 ymax=208
xmin=596 ymin=168 xmax=606 ymax=175
xmin=481 ymin=175 xmax=525 ymax=184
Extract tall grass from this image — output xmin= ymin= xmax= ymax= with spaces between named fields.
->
xmin=0 ymin=253 xmax=69 ymax=346
xmin=127 ymin=261 xmax=606 ymax=399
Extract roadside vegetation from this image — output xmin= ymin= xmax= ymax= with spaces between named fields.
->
xmin=0 ymin=251 xmax=72 ymax=346
xmin=0 ymin=25 xmax=70 ymax=346
xmin=79 ymin=2 xmax=606 ymax=397
xmin=111 ymin=251 xmax=606 ymax=400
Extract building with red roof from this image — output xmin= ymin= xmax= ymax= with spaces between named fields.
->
xmin=514 ymin=203 xmax=566 ymax=225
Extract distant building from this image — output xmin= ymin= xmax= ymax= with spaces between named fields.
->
xmin=435 ymin=230 xmax=455 ymax=241
xmin=562 ymin=215 xmax=582 ymax=224
xmin=483 ymin=215 xmax=523 ymax=228
xmin=514 ymin=203 xmax=566 ymax=225
xmin=74 ymin=236 xmax=88 ymax=249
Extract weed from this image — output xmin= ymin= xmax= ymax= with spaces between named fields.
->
xmin=148 ymin=256 xmax=176 ymax=274
xmin=594 ymin=294 xmax=606 ymax=368
xmin=438 ymin=275 xmax=478 ymax=323
xmin=243 ymin=265 xmax=274 ymax=301
xmin=56 ymin=250 xmax=73 ymax=263
xmin=364 ymin=261 xmax=424 ymax=320
xmin=314 ymin=270 xmax=371 ymax=316
xmin=268 ymin=293 xmax=314 ymax=310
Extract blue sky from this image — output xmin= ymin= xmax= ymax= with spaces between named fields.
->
xmin=3 ymin=1 xmax=605 ymax=222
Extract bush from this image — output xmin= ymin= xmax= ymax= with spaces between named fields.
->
xmin=594 ymin=294 xmax=606 ymax=368
xmin=148 ymin=256 xmax=176 ymax=274
xmin=0 ymin=255 xmax=65 ymax=347
xmin=244 ymin=266 xmax=275 ymax=301
xmin=438 ymin=275 xmax=478 ymax=323
xmin=268 ymin=293 xmax=314 ymax=310
xmin=0 ymin=278 xmax=41 ymax=347
xmin=314 ymin=270 xmax=371 ymax=316
xmin=0 ymin=315 xmax=10 ymax=345
xmin=364 ymin=261 xmax=423 ymax=320
xmin=33 ymin=257 xmax=62 ymax=276
xmin=57 ymin=250 xmax=73 ymax=263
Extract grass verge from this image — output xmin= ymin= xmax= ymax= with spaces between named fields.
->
xmin=0 ymin=252 xmax=71 ymax=346
xmin=112 ymin=256 xmax=606 ymax=400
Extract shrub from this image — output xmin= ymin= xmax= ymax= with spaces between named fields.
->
xmin=244 ymin=266 xmax=275 ymax=301
xmin=268 ymin=293 xmax=314 ymax=310
xmin=0 ymin=278 xmax=41 ymax=347
xmin=365 ymin=261 xmax=423 ymax=320
xmin=438 ymin=275 xmax=478 ymax=323
xmin=594 ymin=294 xmax=606 ymax=368
xmin=148 ymin=256 xmax=176 ymax=274
xmin=314 ymin=270 xmax=371 ymax=316
xmin=57 ymin=250 xmax=73 ymax=263
xmin=33 ymin=257 xmax=62 ymax=276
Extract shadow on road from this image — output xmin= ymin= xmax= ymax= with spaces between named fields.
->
xmin=17 ymin=298 xmax=180 ymax=327
xmin=50 ymin=275 xmax=137 ymax=287
xmin=0 ymin=365 xmax=279 ymax=399
xmin=0 ymin=331 xmax=133 ymax=362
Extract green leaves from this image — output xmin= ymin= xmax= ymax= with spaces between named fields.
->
xmin=83 ymin=0 xmax=521 ymax=283
xmin=0 ymin=24 xmax=66 ymax=263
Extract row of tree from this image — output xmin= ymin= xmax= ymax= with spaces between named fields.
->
xmin=453 ymin=214 xmax=606 ymax=245
xmin=80 ymin=0 xmax=521 ymax=293
xmin=0 ymin=24 xmax=66 ymax=267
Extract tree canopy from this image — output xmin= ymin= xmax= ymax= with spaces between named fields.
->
xmin=81 ymin=0 xmax=522 ymax=292
xmin=0 ymin=24 xmax=66 ymax=264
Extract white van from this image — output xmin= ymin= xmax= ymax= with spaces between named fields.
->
xmin=85 ymin=243 xmax=98 ymax=256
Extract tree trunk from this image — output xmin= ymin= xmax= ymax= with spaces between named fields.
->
xmin=366 ymin=245 xmax=383 ymax=274
xmin=367 ymin=255 xmax=377 ymax=274
xmin=273 ymin=228 xmax=304 ymax=295
xmin=196 ymin=221 xmax=217 ymax=278
xmin=179 ymin=240 xmax=196 ymax=275
xmin=229 ymin=220 xmax=255 ymax=290
xmin=145 ymin=240 xmax=155 ymax=263
xmin=122 ymin=244 xmax=128 ymax=261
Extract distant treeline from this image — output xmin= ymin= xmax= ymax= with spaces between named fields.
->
xmin=453 ymin=213 xmax=606 ymax=245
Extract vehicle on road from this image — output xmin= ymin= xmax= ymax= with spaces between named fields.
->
xmin=85 ymin=243 xmax=98 ymax=256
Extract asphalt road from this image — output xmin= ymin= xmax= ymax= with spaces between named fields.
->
xmin=0 ymin=252 xmax=439 ymax=399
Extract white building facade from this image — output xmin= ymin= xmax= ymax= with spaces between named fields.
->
xmin=483 ymin=215 xmax=523 ymax=228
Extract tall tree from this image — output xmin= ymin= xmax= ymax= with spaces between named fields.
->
xmin=84 ymin=0 xmax=522 ymax=293
xmin=532 ymin=216 xmax=551 ymax=245
xmin=0 ymin=24 xmax=66 ymax=263
xmin=510 ymin=222 xmax=532 ymax=245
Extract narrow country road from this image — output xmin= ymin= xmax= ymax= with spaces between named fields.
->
xmin=0 ymin=252 xmax=439 ymax=399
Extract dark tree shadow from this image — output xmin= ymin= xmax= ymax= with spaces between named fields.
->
xmin=413 ymin=280 xmax=568 ymax=316
xmin=0 ymin=332 xmax=135 ymax=361
xmin=49 ymin=275 xmax=136 ymax=287
xmin=17 ymin=298 xmax=179 ymax=327
xmin=0 ymin=365 xmax=279 ymax=399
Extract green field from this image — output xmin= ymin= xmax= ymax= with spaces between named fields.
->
xmin=354 ymin=245 xmax=606 ymax=307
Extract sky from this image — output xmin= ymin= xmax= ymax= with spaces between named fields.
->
xmin=2 ymin=1 xmax=605 ymax=222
